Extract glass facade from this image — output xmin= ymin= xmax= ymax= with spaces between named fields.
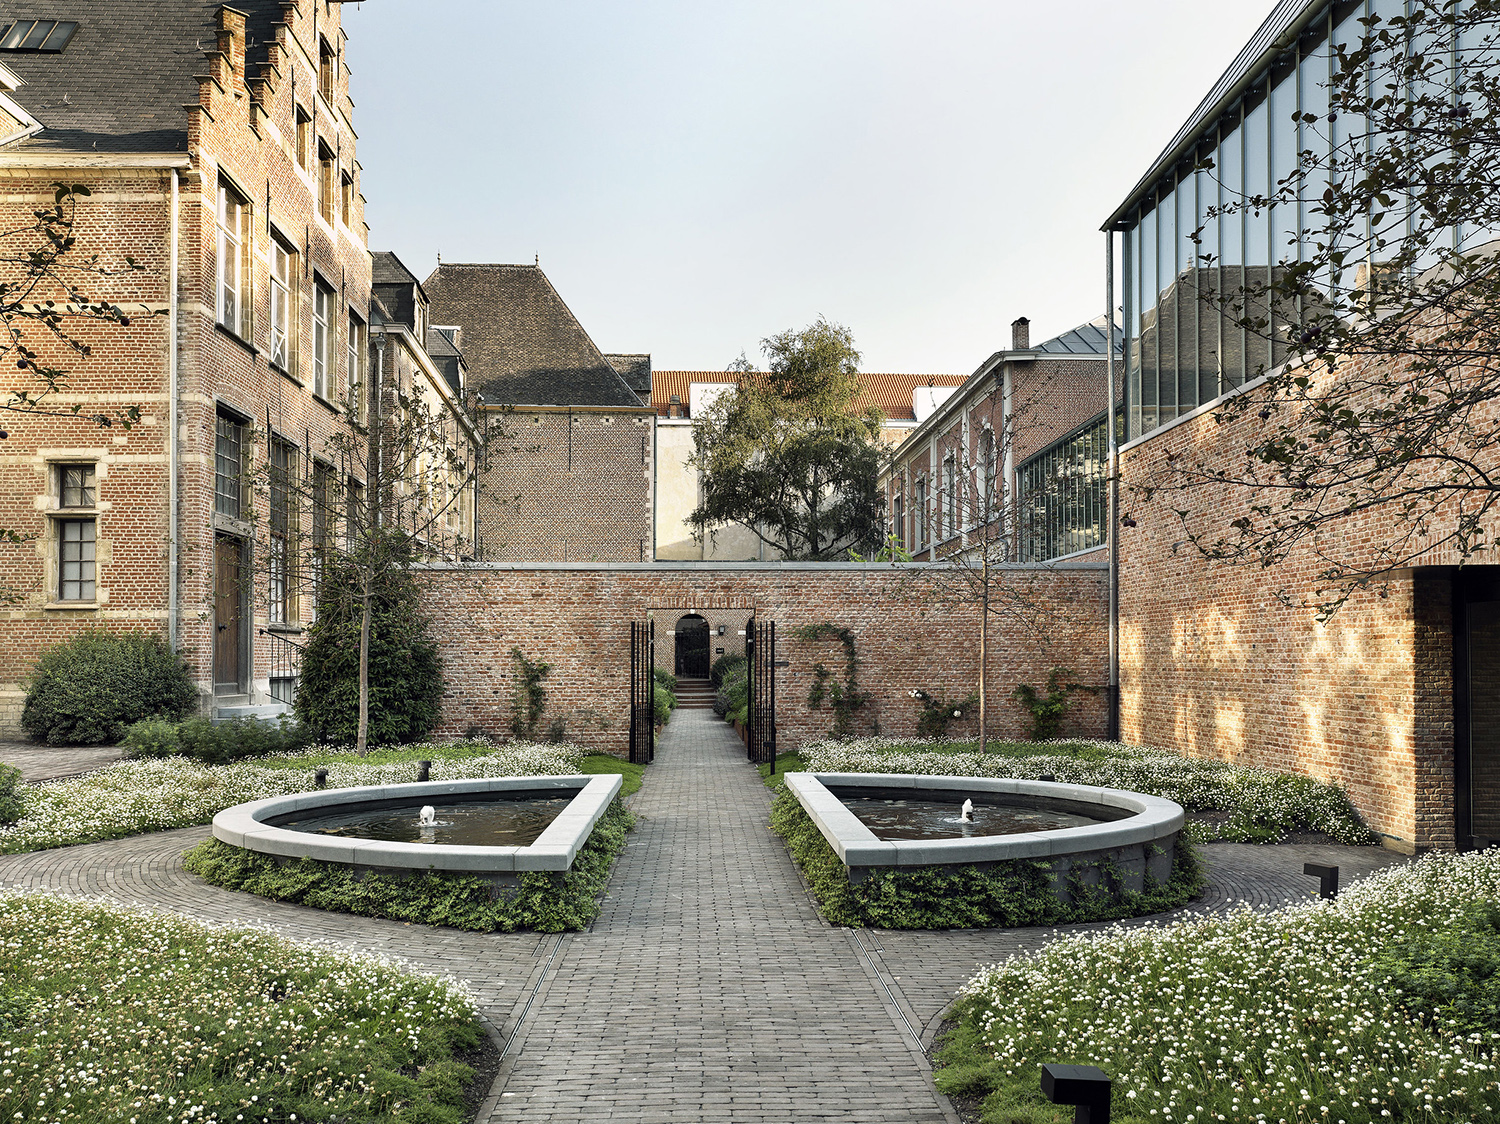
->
xmin=1017 ymin=413 xmax=1109 ymax=562
xmin=1119 ymin=0 xmax=1486 ymax=441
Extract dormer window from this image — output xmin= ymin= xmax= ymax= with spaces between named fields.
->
xmin=0 ymin=20 xmax=78 ymax=53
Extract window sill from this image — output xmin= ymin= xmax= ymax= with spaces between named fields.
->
xmin=45 ymin=601 xmax=99 ymax=611
xmin=264 ymin=623 xmax=305 ymax=635
xmin=47 ymin=507 xmax=99 ymax=518
xmin=311 ymin=391 xmax=343 ymax=416
xmin=272 ymin=362 xmax=303 ymax=388
xmin=214 ymin=322 xmax=259 ymax=356
xmin=212 ymin=513 xmax=252 ymax=537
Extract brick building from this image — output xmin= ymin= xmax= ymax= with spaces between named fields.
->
xmin=653 ymin=369 xmax=966 ymax=560
xmin=881 ymin=315 xmax=1117 ymax=564
xmin=0 ymin=2 xmax=473 ymax=734
xmin=422 ymin=263 xmax=656 ymax=563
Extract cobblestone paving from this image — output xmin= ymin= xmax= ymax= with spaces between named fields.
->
xmin=0 ymin=709 xmax=1411 ymax=1122
xmin=0 ymin=741 xmax=124 ymax=782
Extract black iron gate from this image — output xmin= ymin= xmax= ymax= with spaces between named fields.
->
xmin=745 ymin=618 xmax=776 ymax=766
xmin=629 ymin=619 xmax=655 ymax=765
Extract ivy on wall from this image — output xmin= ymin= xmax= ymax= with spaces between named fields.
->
xmin=510 ymin=648 xmax=552 ymax=739
xmin=793 ymin=622 xmax=871 ymax=738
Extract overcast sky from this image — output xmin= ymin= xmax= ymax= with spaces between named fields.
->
xmin=346 ymin=0 xmax=1276 ymax=374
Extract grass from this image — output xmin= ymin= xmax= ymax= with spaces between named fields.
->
xmin=579 ymin=753 xmax=646 ymax=796
xmin=0 ymin=889 xmax=482 ymax=1124
xmin=936 ymin=849 xmax=1500 ymax=1124
xmin=756 ymin=750 xmax=805 ymax=786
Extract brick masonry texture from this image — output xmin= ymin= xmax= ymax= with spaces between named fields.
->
xmin=1117 ymin=388 xmax=1463 ymax=852
xmin=417 ymin=562 xmax=1108 ymax=752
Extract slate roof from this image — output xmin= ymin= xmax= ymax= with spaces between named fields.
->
xmin=0 ymin=0 xmax=288 ymax=155
xmin=1035 ymin=314 xmax=1122 ymax=356
xmin=651 ymin=371 xmax=965 ymax=422
xmin=426 ymin=327 xmax=462 ymax=359
xmin=422 ymin=264 xmax=645 ymax=408
xmin=604 ymin=353 xmax=651 ymax=399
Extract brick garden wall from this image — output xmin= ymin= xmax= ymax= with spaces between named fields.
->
xmin=417 ymin=560 xmax=1108 ymax=753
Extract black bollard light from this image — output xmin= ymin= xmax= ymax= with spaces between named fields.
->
xmin=1041 ymin=1063 xmax=1112 ymax=1124
xmin=1039 ymin=773 xmax=1058 ymax=783
xmin=314 ymin=768 xmax=328 ymax=789
xmin=417 ymin=760 xmax=432 ymax=783
xmin=1304 ymin=862 xmax=1339 ymax=900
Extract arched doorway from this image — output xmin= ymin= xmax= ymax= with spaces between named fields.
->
xmin=674 ymin=614 xmax=710 ymax=679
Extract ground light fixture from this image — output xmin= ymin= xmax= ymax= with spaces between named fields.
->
xmin=1040 ymin=1062 xmax=1111 ymax=1124
xmin=1304 ymin=862 xmax=1339 ymax=900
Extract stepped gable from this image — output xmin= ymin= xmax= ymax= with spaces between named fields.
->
xmin=422 ymin=263 xmax=644 ymax=409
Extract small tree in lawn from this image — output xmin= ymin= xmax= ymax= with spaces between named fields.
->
xmin=0 ymin=184 xmax=151 ymax=596
xmin=1162 ymin=0 xmax=1500 ymax=617
xmin=688 ymin=317 xmax=886 ymax=560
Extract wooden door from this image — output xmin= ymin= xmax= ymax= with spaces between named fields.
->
xmin=214 ymin=535 xmax=242 ymax=692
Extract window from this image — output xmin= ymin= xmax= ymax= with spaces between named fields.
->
xmin=943 ymin=455 xmax=956 ymax=540
xmin=340 ymin=172 xmax=353 ymax=227
xmin=295 ymin=106 xmax=312 ymax=170
xmin=216 ymin=180 xmax=251 ymax=338
xmin=345 ymin=477 xmax=364 ymax=547
xmin=318 ymin=142 xmax=336 ymax=225
xmin=978 ymin=428 xmax=996 ymax=519
xmin=346 ymin=311 xmax=366 ymax=420
xmin=269 ymin=236 xmax=297 ymax=373
xmin=891 ymin=493 xmax=904 ymax=549
xmin=214 ymin=408 xmax=247 ymax=520
xmin=312 ymin=281 xmax=332 ymax=399
xmin=914 ymin=477 xmax=927 ymax=551
xmin=318 ymin=38 xmax=336 ymax=103
xmin=59 ymin=463 xmax=95 ymax=508
xmin=54 ymin=463 xmax=96 ymax=603
xmin=269 ymin=439 xmax=297 ymax=625
xmin=0 ymin=20 xmax=78 ymax=52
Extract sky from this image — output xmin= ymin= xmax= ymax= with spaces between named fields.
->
xmin=344 ymin=0 xmax=1276 ymax=375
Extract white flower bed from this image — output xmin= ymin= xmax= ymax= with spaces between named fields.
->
xmin=801 ymin=737 xmax=1375 ymax=844
xmin=952 ymin=850 xmax=1500 ymax=1123
xmin=0 ymin=743 xmax=586 ymax=854
xmin=0 ymin=889 xmax=477 ymax=1124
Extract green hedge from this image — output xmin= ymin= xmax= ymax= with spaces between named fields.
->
xmin=653 ymin=683 xmax=675 ymax=727
xmin=769 ymin=788 xmax=1203 ymax=929
xmin=709 ymin=652 xmax=744 ymax=688
xmin=0 ymin=764 xmax=20 ymax=826
xmin=22 ymin=630 xmax=196 ymax=746
xmin=184 ymin=800 xmax=635 ymax=932
xmin=123 ymin=715 xmax=313 ymax=764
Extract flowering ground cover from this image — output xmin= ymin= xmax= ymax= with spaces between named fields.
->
xmin=801 ymin=737 xmax=1376 ymax=845
xmin=937 ymin=850 xmax=1500 ymax=1124
xmin=0 ymin=890 xmax=482 ymax=1124
xmin=0 ymin=742 xmax=596 ymax=855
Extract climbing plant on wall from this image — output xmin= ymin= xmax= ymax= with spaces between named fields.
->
xmin=510 ymin=648 xmax=552 ymax=739
xmin=794 ymin=622 xmax=871 ymax=738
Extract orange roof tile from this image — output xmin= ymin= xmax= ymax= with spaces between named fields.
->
xmin=651 ymin=371 xmax=965 ymax=421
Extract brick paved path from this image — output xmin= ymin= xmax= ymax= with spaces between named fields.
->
xmin=0 ymin=742 xmax=124 ymax=782
xmin=0 ymin=709 xmax=1409 ymax=1123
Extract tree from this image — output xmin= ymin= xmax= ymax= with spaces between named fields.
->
xmin=0 ymin=184 xmax=148 ymax=592
xmin=1162 ymin=0 xmax=1500 ymax=617
xmin=688 ymin=318 xmax=885 ymax=560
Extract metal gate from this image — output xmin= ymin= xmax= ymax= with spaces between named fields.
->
xmin=628 ymin=619 xmax=656 ymax=765
xmin=745 ymin=618 xmax=776 ymax=766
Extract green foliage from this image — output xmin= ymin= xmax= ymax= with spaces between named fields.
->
xmin=717 ymin=661 xmax=749 ymax=723
xmin=0 ymin=764 xmax=20 ymax=826
xmin=688 ymin=317 xmax=886 ymax=560
xmin=795 ymin=622 xmax=870 ymax=737
xmin=846 ymin=531 xmax=913 ymax=562
xmin=120 ymin=716 xmax=180 ymax=757
xmin=184 ymin=800 xmax=635 ymax=933
xmin=1011 ymin=667 xmax=1096 ymax=741
xmin=124 ymin=715 xmax=312 ymax=764
xmin=295 ymin=534 xmax=444 ymax=745
xmin=709 ymin=652 xmax=744 ymax=689
xmin=21 ymin=629 xmax=195 ymax=746
xmin=1373 ymin=900 xmax=1500 ymax=1038
xmin=653 ymin=683 xmax=675 ymax=727
xmin=769 ymin=789 xmax=1203 ymax=929
xmin=652 ymin=667 xmax=678 ymax=695
xmin=509 ymin=648 xmax=552 ymax=738
xmin=910 ymin=688 xmax=981 ymax=738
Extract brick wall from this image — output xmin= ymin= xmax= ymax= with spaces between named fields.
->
xmin=477 ymin=408 xmax=655 ymax=562
xmin=417 ymin=561 xmax=1108 ymax=752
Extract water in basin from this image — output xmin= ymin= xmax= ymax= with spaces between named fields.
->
xmin=845 ymin=797 xmax=1101 ymax=841
xmin=278 ymin=796 xmax=571 ymax=847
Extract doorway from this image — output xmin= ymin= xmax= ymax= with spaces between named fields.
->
xmin=214 ymin=534 xmax=244 ymax=694
xmin=674 ymin=614 xmax=710 ymax=679
xmin=1455 ymin=568 xmax=1500 ymax=848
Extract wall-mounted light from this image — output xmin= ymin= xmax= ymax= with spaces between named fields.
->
xmin=717 ymin=624 xmax=726 ymax=636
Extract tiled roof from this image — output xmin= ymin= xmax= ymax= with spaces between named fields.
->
xmin=651 ymin=371 xmax=965 ymax=421
xmin=0 ymin=0 xmax=287 ymax=155
xmin=423 ymin=264 xmax=645 ymax=409
xmin=604 ymin=353 xmax=651 ymax=399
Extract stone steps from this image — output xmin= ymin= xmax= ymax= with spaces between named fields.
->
xmin=673 ymin=677 xmax=717 ymax=709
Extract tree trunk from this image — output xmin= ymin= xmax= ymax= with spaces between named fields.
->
xmin=357 ymin=572 xmax=371 ymax=755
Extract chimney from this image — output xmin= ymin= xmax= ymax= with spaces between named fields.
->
xmin=668 ymin=394 xmax=683 ymax=419
xmin=1011 ymin=317 xmax=1030 ymax=351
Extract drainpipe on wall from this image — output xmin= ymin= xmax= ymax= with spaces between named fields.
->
xmin=167 ymin=167 xmax=180 ymax=651
xmin=1105 ymin=230 xmax=1120 ymax=741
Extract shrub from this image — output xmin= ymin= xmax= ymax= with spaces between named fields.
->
xmin=709 ymin=652 xmax=744 ymax=689
xmin=652 ymin=667 xmax=678 ymax=695
xmin=121 ymin=717 xmax=180 ymax=758
xmin=0 ymin=764 xmax=20 ymax=826
xmin=718 ymin=662 xmax=749 ymax=724
xmin=294 ymin=533 xmax=443 ymax=745
xmin=653 ymin=683 xmax=674 ymax=727
xmin=175 ymin=715 xmax=312 ymax=764
xmin=21 ymin=630 xmax=196 ymax=746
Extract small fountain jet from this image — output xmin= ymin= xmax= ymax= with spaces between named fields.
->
xmin=960 ymin=799 xmax=976 ymax=823
xmin=419 ymin=805 xmax=437 ymax=827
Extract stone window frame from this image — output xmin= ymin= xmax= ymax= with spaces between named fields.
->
xmin=267 ymin=436 xmax=299 ymax=626
xmin=346 ymin=308 xmax=366 ymax=422
xmin=317 ymin=140 xmax=336 ymax=227
xmin=311 ymin=276 xmax=334 ymax=403
xmin=268 ymin=229 xmax=299 ymax=378
xmin=40 ymin=456 xmax=107 ymax=611
xmin=214 ymin=404 xmax=251 ymax=524
xmin=215 ymin=177 xmax=252 ymax=341
xmin=294 ymin=104 xmax=312 ymax=171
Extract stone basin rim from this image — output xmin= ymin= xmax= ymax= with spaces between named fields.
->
xmin=785 ymin=771 xmax=1186 ymax=867
xmin=210 ymin=773 xmax=622 ymax=873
